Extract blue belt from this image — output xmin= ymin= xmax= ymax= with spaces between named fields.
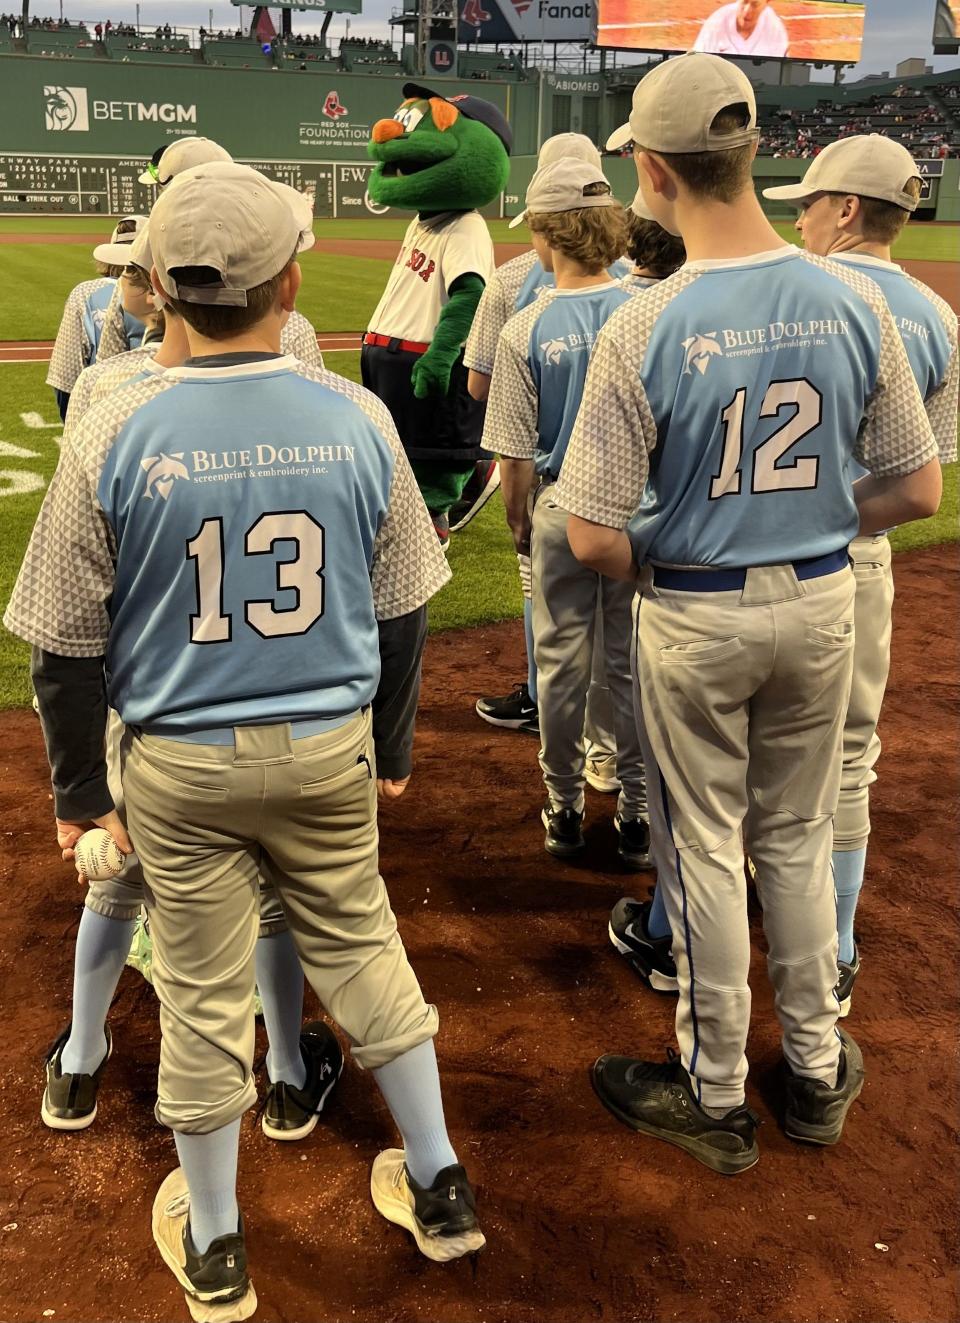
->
xmin=141 ymin=711 xmax=362 ymax=746
xmin=651 ymin=548 xmax=849 ymax=593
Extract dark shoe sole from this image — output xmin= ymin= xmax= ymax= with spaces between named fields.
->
xmin=449 ymin=474 xmax=501 ymax=533
xmin=607 ymin=922 xmax=679 ymax=993
xmin=590 ymin=1061 xmax=759 ymax=1176
xmin=541 ymin=809 xmax=585 ymax=858
xmin=618 ymin=845 xmax=653 ymax=871
xmin=784 ymin=1076 xmax=864 ymax=1146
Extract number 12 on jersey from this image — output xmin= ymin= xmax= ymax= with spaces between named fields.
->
xmin=186 ymin=511 xmax=326 ymax=643
xmin=710 ymin=379 xmax=823 ymax=500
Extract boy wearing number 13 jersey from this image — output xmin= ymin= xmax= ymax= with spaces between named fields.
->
xmin=557 ymin=54 xmax=940 ymax=1174
xmin=6 ymin=165 xmax=484 ymax=1316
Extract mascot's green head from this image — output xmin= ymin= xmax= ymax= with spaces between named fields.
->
xmin=367 ymin=83 xmax=511 ymax=213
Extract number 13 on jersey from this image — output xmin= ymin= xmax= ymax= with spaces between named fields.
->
xmin=187 ymin=511 xmax=326 ymax=644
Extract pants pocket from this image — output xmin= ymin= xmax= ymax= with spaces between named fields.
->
xmin=658 ymin=636 xmax=744 ymax=665
xmin=806 ymin=620 xmax=854 ymax=649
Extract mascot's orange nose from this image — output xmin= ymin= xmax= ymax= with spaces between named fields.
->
xmin=372 ymin=119 xmax=405 ymax=144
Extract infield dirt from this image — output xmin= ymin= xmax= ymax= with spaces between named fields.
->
xmin=0 ymin=544 xmax=956 ymax=1323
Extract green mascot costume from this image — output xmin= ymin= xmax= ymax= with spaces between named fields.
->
xmin=362 ymin=83 xmax=511 ymax=542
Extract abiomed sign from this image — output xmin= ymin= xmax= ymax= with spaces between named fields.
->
xmin=44 ymin=85 xmax=198 ymax=132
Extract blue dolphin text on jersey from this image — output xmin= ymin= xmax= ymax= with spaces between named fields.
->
xmin=631 ymin=251 xmax=884 ymax=567
xmin=97 ymin=366 xmax=396 ymax=733
xmin=529 ymin=285 xmax=634 ymax=477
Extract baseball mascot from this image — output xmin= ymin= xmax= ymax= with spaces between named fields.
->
xmin=362 ymin=83 xmax=511 ymax=547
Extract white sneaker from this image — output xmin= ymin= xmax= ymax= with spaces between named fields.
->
xmin=585 ymin=752 xmax=621 ymax=794
xmin=370 ymin=1148 xmax=486 ymax=1262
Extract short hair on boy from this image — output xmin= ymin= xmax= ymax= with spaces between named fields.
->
xmin=164 ymin=258 xmax=294 ymax=339
xmin=641 ymin=104 xmax=755 ymax=204
xmin=625 ymin=216 xmax=686 ymax=278
xmin=527 ymin=200 xmax=629 ymax=273
xmin=826 ymin=175 xmax=922 ymax=245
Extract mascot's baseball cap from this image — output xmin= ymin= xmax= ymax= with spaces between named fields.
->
xmin=92 ymin=214 xmax=149 ymax=264
xmin=763 ymin=135 xmax=922 ymax=210
xmin=537 ymin=132 xmax=602 ymax=170
xmin=402 ymin=82 xmax=513 ymax=153
xmin=151 ymin=163 xmax=300 ymax=306
xmin=138 ymin=136 xmax=232 ymax=186
xmin=171 ymin=160 xmax=317 ymax=253
xmin=606 ymin=53 xmax=758 ymax=154
xmin=509 ymin=159 xmax=616 ymax=230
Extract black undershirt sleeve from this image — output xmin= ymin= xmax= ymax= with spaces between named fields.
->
xmin=31 ymin=647 xmax=112 ymax=821
xmin=373 ymin=606 xmax=428 ymax=781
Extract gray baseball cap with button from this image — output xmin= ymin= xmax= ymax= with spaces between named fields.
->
xmin=92 ymin=214 xmax=149 ymax=264
xmin=151 ymin=163 xmax=301 ymax=307
xmin=171 ymin=159 xmax=317 ymax=253
xmin=762 ymin=135 xmax=922 ymax=210
xmin=606 ymin=52 xmax=759 ymax=154
xmin=138 ymin=136 xmax=232 ymax=186
xmin=509 ymin=158 xmax=616 ymax=230
xmin=537 ymin=132 xmax=603 ymax=170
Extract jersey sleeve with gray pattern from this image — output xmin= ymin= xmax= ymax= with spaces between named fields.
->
xmin=481 ymin=299 xmax=545 ymax=461
xmin=46 ymin=279 xmax=109 ymax=393
xmin=903 ymin=272 xmax=959 ymax=464
xmin=808 ymin=254 xmax=938 ymax=477
xmin=95 ymin=282 xmax=130 ymax=363
xmin=463 ymin=251 xmax=537 ymax=375
xmin=281 ymin=310 xmax=324 ymax=369
xmin=4 ymin=375 xmax=174 ymax=656
xmin=65 ymin=348 xmax=153 ymax=429
xmin=289 ymin=363 xmax=451 ymax=619
xmin=555 ymin=271 xmax=698 ymax=528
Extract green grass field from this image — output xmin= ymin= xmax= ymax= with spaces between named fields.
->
xmin=0 ymin=218 xmax=956 ymax=709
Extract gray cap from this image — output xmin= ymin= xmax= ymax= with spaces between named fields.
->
xmin=762 ymin=135 xmax=922 ymax=210
xmin=537 ymin=132 xmax=603 ymax=170
xmin=509 ymin=158 xmax=616 ymax=230
xmin=151 ymin=163 xmax=301 ymax=307
xmin=92 ymin=214 xmax=149 ymax=264
xmin=628 ymin=188 xmax=656 ymax=222
xmin=172 ymin=160 xmax=317 ymax=253
xmin=606 ymin=52 xmax=758 ymax=154
xmin=138 ymin=136 xmax=232 ymax=186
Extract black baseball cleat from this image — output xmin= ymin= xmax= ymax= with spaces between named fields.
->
xmin=41 ymin=1024 xmax=113 ymax=1131
xmin=431 ymin=510 xmax=450 ymax=554
xmin=261 ymin=1020 xmax=344 ymax=1141
xmin=152 ymin=1169 xmax=256 ymax=1319
xmin=475 ymin=680 xmax=538 ymax=732
xmin=370 ymin=1149 xmax=486 ymax=1261
xmin=541 ymin=801 xmax=585 ymax=858
xmin=615 ymin=814 xmax=652 ymax=870
xmin=449 ymin=458 xmax=500 ymax=532
xmin=608 ymin=897 xmax=678 ymax=992
xmin=783 ymin=1027 xmax=864 ymax=1146
xmin=591 ymin=1051 xmax=760 ymax=1175
xmin=836 ymin=943 xmax=860 ymax=1018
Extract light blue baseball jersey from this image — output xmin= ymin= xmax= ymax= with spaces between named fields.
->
xmin=81 ymin=282 xmax=143 ymax=362
xmin=483 ymin=282 xmax=634 ymax=478
xmin=556 ymin=248 xmax=938 ymax=569
xmin=830 ymin=253 xmax=958 ymax=468
xmin=5 ymin=357 xmax=450 ymax=734
xmin=513 ymin=255 xmax=632 ymax=314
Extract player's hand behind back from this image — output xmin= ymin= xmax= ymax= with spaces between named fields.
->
xmin=377 ymin=776 xmax=411 ymax=804
xmin=56 ymin=809 xmax=134 ymax=871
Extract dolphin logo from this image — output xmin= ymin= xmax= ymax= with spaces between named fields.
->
xmin=141 ymin=452 xmax=189 ymax=501
xmin=540 ymin=338 xmax=568 ymax=366
xmin=681 ymin=334 xmax=723 ymax=376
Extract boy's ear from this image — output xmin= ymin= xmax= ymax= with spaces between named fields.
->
xmin=280 ymin=260 xmax=302 ymax=312
xmin=636 ymin=150 xmax=674 ymax=202
xmin=150 ymin=264 xmax=173 ymax=305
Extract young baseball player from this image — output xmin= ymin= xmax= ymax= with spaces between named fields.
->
xmin=46 ymin=215 xmax=148 ymax=420
xmin=556 ymin=53 xmax=941 ymax=1173
xmin=763 ymin=135 xmax=959 ymax=1013
xmin=6 ymin=164 xmax=483 ymax=1317
xmin=482 ymin=159 xmax=650 ymax=869
xmin=43 ymin=216 xmax=337 ymax=1147
xmin=467 ymin=134 xmax=631 ymax=749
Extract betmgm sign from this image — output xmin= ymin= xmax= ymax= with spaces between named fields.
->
xmin=44 ymin=86 xmax=197 ymax=133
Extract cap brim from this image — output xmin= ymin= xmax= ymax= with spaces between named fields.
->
xmin=296 ymin=229 xmax=316 ymax=254
xmin=138 ymin=169 xmax=156 ymax=185
xmin=605 ymin=123 xmax=632 ymax=153
xmin=629 ymin=188 xmax=655 ymax=222
xmin=93 ymin=240 xmax=138 ymax=264
xmin=761 ymin=183 xmax=811 ymax=204
xmin=507 ymin=210 xmax=527 ymax=230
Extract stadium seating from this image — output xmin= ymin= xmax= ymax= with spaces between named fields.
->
xmin=201 ymin=37 xmax=273 ymax=68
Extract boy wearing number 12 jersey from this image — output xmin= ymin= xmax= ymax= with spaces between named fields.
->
xmin=556 ymin=54 xmax=940 ymax=1174
xmin=6 ymin=164 xmax=483 ymax=1317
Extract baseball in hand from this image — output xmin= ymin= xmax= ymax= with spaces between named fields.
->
xmin=73 ymin=828 xmax=125 ymax=880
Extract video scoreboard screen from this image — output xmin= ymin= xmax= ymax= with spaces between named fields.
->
xmin=595 ymin=1 xmax=867 ymax=64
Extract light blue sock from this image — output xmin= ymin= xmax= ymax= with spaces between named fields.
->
xmin=646 ymin=882 xmax=671 ymax=941
xmin=255 ymin=931 xmax=306 ymax=1089
xmin=523 ymin=598 xmax=538 ymax=706
xmin=61 ymin=908 xmax=136 ymax=1076
xmin=174 ymin=1119 xmax=241 ymax=1255
xmin=372 ymin=1039 xmax=458 ymax=1189
xmin=833 ymin=848 xmax=866 ymax=965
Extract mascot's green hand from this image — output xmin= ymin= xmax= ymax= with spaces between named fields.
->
xmin=409 ymin=271 xmax=486 ymax=400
